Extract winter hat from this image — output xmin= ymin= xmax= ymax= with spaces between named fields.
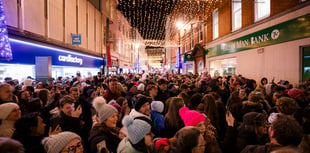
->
xmin=23 ymin=78 xmax=33 ymax=87
xmin=122 ymin=115 xmax=151 ymax=144
xmin=134 ymin=95 xmax=151 ymax=111
xmin=42 ymin=131 xmax=81 ymax=153
xmin=127 ymin=83 xmax=136 ymax=91
xmin=179 ymin=107 xmax=205 ymax=126
xmin=288 ymin=88 xmax=302 ymax=99
xmin=109 ymin=100 xmax=122 ymax=113
xmin=137 ymin=83 xmax=145 ymax=92
xmin=93 ymin=96 xmax=118 ymax=123
xmin=268 ymin=113 xmax=280 ymax=124
xmin=0 ymin=103 xmax=19 ymax=120
xmin=151 ymin=101 xmax=164 ymax=113
xmin=243 ymin=112 xmax=266 ymax=126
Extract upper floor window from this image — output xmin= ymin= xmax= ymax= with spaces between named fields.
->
xmin=213 ymin=9 xmax=219 ymax=40
xmin=191 ymin=27 xmax=194 ymax=49
xmin=255 ymin=0 xmax=270 ymax=22
xmin=199 ymin=23 xmax=203 ymax=42
xmin=184 ymin=30 xmax=187 ymax=52
xmin=232 ymin=0 xmax=242 ymax=31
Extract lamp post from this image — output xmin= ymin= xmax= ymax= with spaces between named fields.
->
xmin=176 ymin=21 xmax=182 ymax=74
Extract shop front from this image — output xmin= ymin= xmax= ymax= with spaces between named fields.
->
xmin=192 ymin=44 xmax=206 ymax=75
xmin=0 ymin=38 xmax=104 ymax=82
xmin=204 ymin=11 xmax=310 ymax=83
xmin=183 ymin=53 xmax=194 ymax=74
xmin=109 ymin=57 xmax=119 ymax=75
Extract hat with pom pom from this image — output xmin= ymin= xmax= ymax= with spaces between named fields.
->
xmin=41 ymin=131 xmax=81 ymax=153
xmin=93 ymin=96 xmax=118 ymax=123
xmin=122 ymin=115 xmax=151 ymax=144
xmin=151 ymin=101 xmax=164 ymax=113
xmin=179 ymin=107 xmax=205 ymax=126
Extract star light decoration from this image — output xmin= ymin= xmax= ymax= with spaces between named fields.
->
xmin=117 ymin=0 xmax=225 ymax=47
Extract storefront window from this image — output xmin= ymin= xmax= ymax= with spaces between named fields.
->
xmin=52 ymin=66 xmax=101 ymax=79
xmin=209 ymin=58 xmax=236 ymax=77
xmin=0 ymin=64 xmax=35 ymax=82
xmin=302 ymin=46 xmax=310 ymax=81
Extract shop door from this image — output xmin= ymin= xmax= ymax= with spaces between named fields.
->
xmin=302 ymin=46 xmax=310 ymax=81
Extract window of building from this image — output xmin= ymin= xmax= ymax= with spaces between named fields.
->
xmin=255 ymin=0 xmax=270 ymax=22
xmin=213 ymin=9 xmax=219 ymax=40
xmin=199 ymin=23 xmax=203 ymax=42
xmin=191 ymin=27 xmax=194 ymax=49
xmin=184 ymin=30 xmax=187 ymax=52
xmin=232 ymin=0 xmax=242 ymax=31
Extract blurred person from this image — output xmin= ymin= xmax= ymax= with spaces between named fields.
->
xmin=0 ymin=137 xmax=24 ymax=153
xmin=150 ymin=101 xmax=165 ymax=137
xmin=89 ymin=96 xmax=121 ymax=153
xmin=0 ymin=103 xmax=21 ymax=137
xmin=0 ymin=83 xmax=14 ymax=104
xmin=155 ymin=79 xmax=170 ymax=103
xmin=103 ymin=78 xmax=122 ymax=102
xmin=42 ymin=131 xmax=83 ymax=153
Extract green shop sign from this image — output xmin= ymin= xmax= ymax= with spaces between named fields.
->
xmin=206 ymin=13 xmax=310 ymax=58
xmin=184 ymin=53 xmax=193 ymax=63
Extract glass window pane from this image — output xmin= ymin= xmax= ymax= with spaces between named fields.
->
xmin=233 ymin=1 xmax=241 ymax=11
xmin=256 ymin=0 xmax=270 ymax=21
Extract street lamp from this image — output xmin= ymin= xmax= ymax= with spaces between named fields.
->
xmin=176 ymin=21 xmax=182 ymax=74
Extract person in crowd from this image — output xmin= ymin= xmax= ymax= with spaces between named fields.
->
xmin=50 ymin=95 xmax=83 ymax=136
xmin=12 ymin=112 xmax=46 ymax=153
xmin=155 ymin=79 xmax=170 ymax=103
xmin=42 ymin=131 xmax=83 ymax=153
xmin=116 ymin=97 xmax=131 ymax=124
xmin=298 ymin=106 xmax=310 ymax=153
xmin=37 ymin=88 xmax=50 ymax=107
xmin=103 ymin=78 xmax=122 ymax=102
xmin=201 ymin=94 xmax=221 ymax=137
xmin=170 ymin=126 xmax=205 ymax=153
xmin=126 ymin=83 xmax=138 ymax=108
xmin=0 ymin=137 xmax=24 ymax=153
xmin=189 ymin=93 xmax=202 ymax=110
xmin=288 ymin=88 xmax=308 ymax=108
xmin=161 ymin=97 xmax=185 ymax=138
xmin=130 ymin=95 xmax=152 ymax=122
xmin=226 ymin=91 xmax=243 ymax=123
xmin=117 ymin=115 xmax=156 ymax=153
xmin=93 ymin=72 xmax=104 ymax=87
xmin=88 ymin=96 xmax=121 ymax=153
xmin=146 ymin=84 xmax=158 ymax=101
xmin=0 ymin=83 xmax=14 ymax=104
xmin=150 ymin=101 xmax=165 ymax=137
xmin=17 ymin=90 xmax=31 ymax=114
xmin=275 ymin=97 xmax=298 ymax=117
xmin=0 ymin=102 xmax=21 ymax=137
xmin=241 ymin=114 xmax=303 ymax=153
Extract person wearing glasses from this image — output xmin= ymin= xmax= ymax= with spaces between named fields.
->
xmin=42 ymin=131 xmax=83 ymax=153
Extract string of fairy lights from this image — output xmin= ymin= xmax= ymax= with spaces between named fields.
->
xmin=117 ymin=0 xmax=225 ymax=47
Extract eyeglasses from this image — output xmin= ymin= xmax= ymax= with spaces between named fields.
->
xmin=61 ymin=142 xmax=83 ymax=153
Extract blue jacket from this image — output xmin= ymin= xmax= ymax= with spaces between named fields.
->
xmin=150 ymin=110 xmax=165 ymax=137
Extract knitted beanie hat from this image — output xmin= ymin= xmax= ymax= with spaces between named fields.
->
xmin=41 ymin=131 xmax=81 ymax=153
xmin=151 ymin=101 xmax=164 ymax=113
xmin=179 ymin=107 xmax=205 ymax=126
xmin=0 ymin=103 xmax=19 ymax=120
xmin=122 ymin=115 xmax=151 ymax=144
xmin=134 ymin=95 xmax=151 ymax=112
xmin=137 ymin=83 xmax=145 ymax=92
xmin=93 ymin=96 xmax=118 ymax=123
xmin=288 ymin=88 xmax=302 ymax=99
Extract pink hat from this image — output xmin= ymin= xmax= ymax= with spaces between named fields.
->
xmin=179 ymin=107 xmax=205 ymax=126
xmin=288 ymin=88 xmax=302 ymax=99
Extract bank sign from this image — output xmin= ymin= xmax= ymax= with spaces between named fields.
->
xmin=206 ymin=13 xmax=310 ymax=57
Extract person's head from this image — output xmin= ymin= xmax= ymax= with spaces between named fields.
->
xmin=238 ymin=87 xmax=246 ymax=97
xmin=69 ymin=87 xmax=80 ymax=102
xmin=165 ymin=97 xmax=185 ymax=128
xmin=37 ymin=89 xmax=50 ymax=106
xmin=0 ymin=103 xmax=21 ymax=121
xmin=36 ymin=82 xmax=44 ymax=89
xmin=175 ymin=126 xmax=205 ymax=153
xmin=0 ymin=137 xmax=24 ymax=153
xmin=179 ymin=107 xmax=206 ymax=127
xmin=133 ymin=95 xmax=151 ymax=116
xmin=0 ymin=83 xmax=13 ymax=102
xmin=127 ymin=83 xmax=138 ymax=94
xmin=242 ymin=112 xmax=267 ymax=137
xmin=201 ymin=94 xmax=217 ymax=121
xmin=42 ymin=131 xmax=83 ymax=153
xmin=157 ymin=79 xmax=167 ymax=91
xmin=28 ymin=98 xmax=43 ymax=113
xmin=19 ymin=90 xmax=31 ymax=102
xmin=180 ymin=84 xmax=189 ymax=93
xmin=14 ymin=112 xmax=46 ymax=137
xmin=261 ymin=77 xmax=268 ymax=85
xmin=276 ymin=97 xmax=298 ymax=115
xmin=108 ymin=78 xmax=119 ymax=93
xmin=151 ymin=101 xmax=164 ymax=113
xmin=59 ymin=95 xmax=75 ymax=116
xmin=269 ymin=115 xmax=303 ymax=146
xmin=122 ymin=115 xmax=151 ymax=145
xmin=93 ymin=96 xmax=118 ymax=128
xmin=288 ymin=88 xmax=304 ymax=101
xmin=146 ymin=84 xmax=158 ymax=97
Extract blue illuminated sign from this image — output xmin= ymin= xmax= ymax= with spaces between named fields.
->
xmin=0 ymin=38 xmax=104 ymax=68
xmin=72 ymin=34 xmax=81 ymax=45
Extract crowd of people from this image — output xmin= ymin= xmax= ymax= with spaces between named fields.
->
xmin=0 ymin=71 xmax=309 ymax=153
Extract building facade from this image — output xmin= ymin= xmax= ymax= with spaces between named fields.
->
xmin=167 ymin=0 xmax=310 ymax=84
